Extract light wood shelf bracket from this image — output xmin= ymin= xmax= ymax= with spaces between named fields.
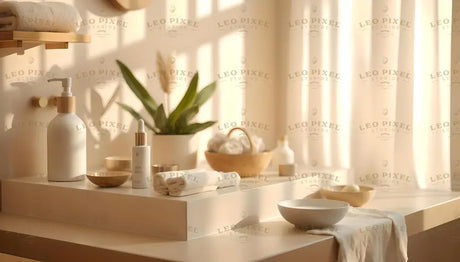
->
xmin=0 ymin=31 xmax=91 ymax=56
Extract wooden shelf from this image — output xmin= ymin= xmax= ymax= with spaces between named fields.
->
xmin=0 ymin=31 xmax=91 ymax=55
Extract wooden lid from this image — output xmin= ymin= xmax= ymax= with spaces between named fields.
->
xmin=57 ymin=96 xmax=75 ymax=113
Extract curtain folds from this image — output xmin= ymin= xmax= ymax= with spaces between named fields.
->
xmin=286 ymin=0 xmax=452 ymax=189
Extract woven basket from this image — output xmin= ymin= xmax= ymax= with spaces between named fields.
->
xmin=205 ymin=127 xmax=272 ymax=177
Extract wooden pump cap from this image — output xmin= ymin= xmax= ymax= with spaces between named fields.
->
xmin=135 ymin=132 xmax=146 ymax=146
xmin=135 ymin=120 xmax=147 ymax=146
xmin=57 ymin=96 xmax=76 ymax=113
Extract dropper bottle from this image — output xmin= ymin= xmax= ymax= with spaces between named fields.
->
xmin=132 ymin=119 xmax=150 ymax=188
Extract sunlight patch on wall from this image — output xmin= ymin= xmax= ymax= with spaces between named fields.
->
xmin=85 ymin=14 xmax=120 ymax=58
xmin=196 ymin=0 xmax=213 ymax=19
xmin=169 ymin=52 xmax=189 ymax=110
xmin=166 ymin=0 xmax=188 ymax=32
xmin=218 ymin=32 xmax=244 ymax=122
xmin=4 ymin=113 xmax=13 ymax=131
xmin=218 ymin=0 xmax=244 ymax=11
xmin=412 ymin=0 xmax=427 ymax=188
xmin=196 ymin=43 xmax=214 ymax=122
xmin=437 ymin=0 xmax=452 ymax=179
xmin=121 ymin=9 xmax=146 ymax=46
xmin=338 ymin=0 xmax=352 ymax=167
xmin=300 ymin=1 xmax=310 ymax=120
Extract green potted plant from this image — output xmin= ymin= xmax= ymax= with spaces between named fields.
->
xmin=116 ymin=53 xmax=216 ymax=169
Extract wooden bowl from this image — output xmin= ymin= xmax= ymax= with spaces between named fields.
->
xmin=319 ymin=185 xmax=376 ymax=207
xmin=87 ymin=171 xmax=130 ymax=187
xmin=205 ymin=127 xmax=272 ymax=177
xmin=205 ymin=150 xmax=272 ymax=177
xmin=105 ymin=156 xmax=131 ymax=172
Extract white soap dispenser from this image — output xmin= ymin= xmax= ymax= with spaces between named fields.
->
xmin=132 ymin=119 xmax=150 ymax=188
xmin=47 ymin=77 xmax=87 ymax=181
xmin=271 ymin=135 xmax=295 ymax=169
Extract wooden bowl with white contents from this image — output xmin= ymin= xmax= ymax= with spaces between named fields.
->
xmin=320 ymin=185 xmax=376 ymax=207
xmin=205 ymin=127 xmax=272 ymax=177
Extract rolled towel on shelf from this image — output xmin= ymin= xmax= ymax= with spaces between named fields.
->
xmin=0 ymin=1 xmax=81 ymax=32
xmin=238 ymin=134 xmax=265 ymax=153
xmin=154 ymin=169 xmax=241 ymax=196
xmin=0 ymin=16 xmax=15 ymax=30
xmin=218 ymin=137 xmax=243 ymax=154
xmin=167 ymin=171 xmax=220 ymax=196
xmin=207 ymin=133 xmax=228 ymax=152
xmin=153 ymin=169 xmax=205 ymax=195
xmin=169 ymin=185 xmax=220 ymax=197
xmin=217 ymin=171 xmax=241 ymax=188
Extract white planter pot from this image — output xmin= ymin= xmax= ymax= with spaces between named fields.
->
xmin=151 ymin=134 xmax=197 ymax=169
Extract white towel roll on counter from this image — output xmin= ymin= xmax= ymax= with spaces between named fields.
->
xmin=0 ymin=1 xmax=82 ymax=32
xmin=154 ymin=169 xmax=241 ymax=197
xmin=154 ymin=169 xmax=205 ymax=195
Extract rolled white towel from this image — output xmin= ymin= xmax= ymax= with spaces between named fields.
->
xmin=207 ymin=133 xmax=228 ymax=152
xmin=153 ymin=169 xmax=204 ymax=195
xmin=218 ymin=137 xmax=244 ymax=154
xmin=167 ymin=171 xmax=220 ymax=196
xmin=238 ymin=135 xmax=251 ymax=153
xmin=0 ymin=1 xmax=81 ymax=32
xmin=217 ymin=172 xmax=241 ymax=188
xmin=169 ymin=185 xmax=220 ymax=197
xmin=252 ymin=135 xmax=266 ymax=152
xmin=238 ymin=134 xmax=265 ymax=153
xmin=167 ymin=171 xmax=241 ymax=196
xmin=0 ymin=16 xmax=16 ymax=31
xmin=154 ymin=170 xmax=241 ymax=196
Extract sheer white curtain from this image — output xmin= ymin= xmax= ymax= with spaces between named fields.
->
xmin=285 ymin=0 xmax=452 ymax=189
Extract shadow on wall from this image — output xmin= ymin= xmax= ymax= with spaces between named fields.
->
xmin=1 ymin=66 xmax=62 ymax=178
xmin=0 ymin=62 xmax=134 ymax=178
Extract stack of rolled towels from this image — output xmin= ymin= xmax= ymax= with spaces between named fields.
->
xmin=0 ymin=1 xmax=81 ymax=32
xmin=207 ymin=133 xmax=265 ymax=154
xmin=154 ymin=169 xmax=241 ymax=197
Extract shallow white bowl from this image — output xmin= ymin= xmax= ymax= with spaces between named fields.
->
xmin=278 ymin=199 xmax=349 ymax=229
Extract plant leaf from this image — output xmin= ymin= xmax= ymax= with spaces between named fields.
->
xmin=116 ymin=102 xmax=157 ymax=133
xmin=180 ymin=121 xmax=216 ymax=134
xmin=194 ymin=81 xmax=216 ymax=107
xmin=116 ymin=60 xmax=158 ymax=117
xmin=153 ymin=104 xmax=168 ymax=133
xmin=175 ymin=105 xmax=199 ymax=133
xmin=168 ymin=72 xmax=199 ymax=130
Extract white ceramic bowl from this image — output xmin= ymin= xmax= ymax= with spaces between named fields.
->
xmin=278 ymin=199 xmax=349 ymax=229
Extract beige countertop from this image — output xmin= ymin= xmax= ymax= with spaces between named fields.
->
xmin=1 ymin=187 xmax=460 ymax=261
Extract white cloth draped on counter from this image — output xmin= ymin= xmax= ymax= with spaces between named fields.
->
xmin=154 ymin=169 xmax=241 ymax=197
xmin=0 ymin=1 xmax=81 ymax=32
xmin=308 ymin=208 xmax=408 ymax=262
